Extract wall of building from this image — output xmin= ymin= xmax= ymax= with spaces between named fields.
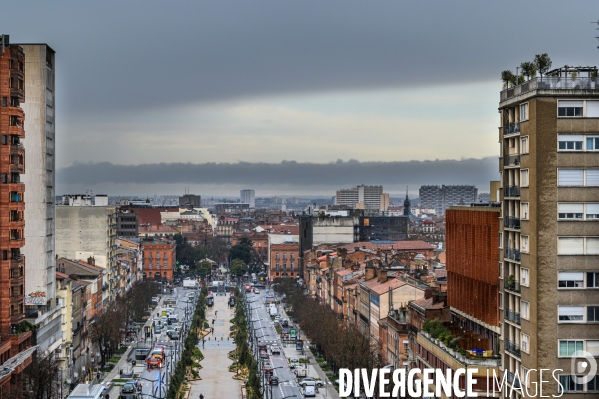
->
xmin=446 ymin=207 xmax=500 ymax=327
xmin=21 ymin=44 xmax=56 ymax=307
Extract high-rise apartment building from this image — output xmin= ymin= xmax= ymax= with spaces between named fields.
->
xmin=499 ymin=66 xmax=599 ymax=396
xmin=0 ymin=34 xmax=33 ymax=389
xmin=419 ymin=185 xmax=478 ymax=215
xmin=179 ymin=194 xmax=201 ymax=208
xmin=335 ymin=184 xmax=389 ymax=211
xmin=20 ymin=43 xmax=56 ymax=309
xmin=240 ymin=189 xmax=255 ymax=208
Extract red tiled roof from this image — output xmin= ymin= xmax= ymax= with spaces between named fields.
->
xmin=411 ymin=297 xmax=446 ymax=310
xmin=337 ymin=240 xmax=434 ymax=252
xmin=56 ymin=272 xmax=69 ymax=279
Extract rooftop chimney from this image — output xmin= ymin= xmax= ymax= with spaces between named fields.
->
xmin=365 ymin=265 xmax=376 ymax=281
xmin=378 ymin=268 xmax=388 ymax=284
xmin=87 ymin=256 xmax=95 ymax=266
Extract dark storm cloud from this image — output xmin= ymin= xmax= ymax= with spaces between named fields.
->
xmin=57 ymin=157 xmax=498 ymax=188
xmin=6 ymin=1 xmax=598 ymax=116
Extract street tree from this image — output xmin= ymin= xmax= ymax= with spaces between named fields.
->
xmin=230 ymin=259 xmax=248 ymax=277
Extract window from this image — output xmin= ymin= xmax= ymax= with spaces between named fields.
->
xmin=558 ymin=134 xmax=584 ymax=150
xmin=588 ymin=238 xmax=599 ymax=254
xmin=558 ymin=272 xmax=584 ymax=288
xmin=521 ymin=268 xmax=529 ymax=286
xmin=520 ymin=103 xmax=528 ymax=121
xmin=559 ymin=375 xmax=584 ymax=392
xmin=588 ymin=340 xmax=599 ymax=356
xmin=498 ymin=292 xmax=503 ymax=309
xmin=558 ymin=306 xmax=584 ymax=322
xmin=521 ymin=137 xmax=528 ymax=154
xmin=521 ymin=333 xmax=530 ymax=353
xmin=163 ymin=261 xmax=167 ymax=267
xmin=521 ymin=203 xmax=529 ymax=219
xmin=558 ymin=203 xmax=584 ymax=219
xmin=499 ymin=232 xmax=503 ymax=249
xmin=587 ymin=170 xmax=599 ymax=186
xmin=521 ymin=169 xmax=529 ymax=186
xmin=558 ymin=237 xmax=584 ymax=254
xmin=588 ymin=306 xmax=599 ymax=322
xmin=558 ymin=340 xmax=584 ymax=357
xmin=499 ymin=262 xmax=503 ymax=279
xmin=588 ymin=375 xmax=599 ymax=392
xmin=1 ymin=97 xmax=6 ymax=107
xmin=588 ymin=272 xmax=599 ymax=288
xmin=586 ymin=204 xmax=599 ymax=219
xmin=558 ymin=100 xmax=583 ymax=117
xmin=521 ymin=236 xmax=529 ymax=253
xmin=586 ymin=136 xmax=599 ymax=150
xmin=587 ymin=100 xmax=599 ymax=117
xmin=521 ymin=301 xmax=530 ymax=320
xmin=558 ymin=169 xmax=584 ymax=186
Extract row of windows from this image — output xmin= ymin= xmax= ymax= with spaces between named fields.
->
xmin=147 ymin=261 xmax=168 ymax=268
xmin=274 ymin=253 xmax=295 ymax=260
xmin=558 ymin=100 xmax=599 ymax=118
xmin=148 ymin=252 xmax=168 ymax=259
xmin=559 ymin=375 xmax=599 ymax=393
xmin=557 ymin=237 xmax=599 ymax=255
xmin=559 ymin=340 xmax=599 ymax=357
xmin=558 ymin=306 xmax=599 ymax=323
xmin=559 ymin=271 xmax=599 ymax=288
xmin=558 ymin=134 xmax=599 ymax=151
xmin=509 ymin=202 xmax=599 ymax=221
xmin=516 ymin=169 xmax=599 ymax=187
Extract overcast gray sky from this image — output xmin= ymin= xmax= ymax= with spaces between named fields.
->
xmin=5 ymin=1 xmax=599 ymax=196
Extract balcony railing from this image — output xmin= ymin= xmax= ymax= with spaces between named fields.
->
xmin=505 ymin=247 xmax=521 ymax=262
xmin=505 ymin=280 xmax=521 ymax=294
xmin=504 ymin=216 xmax=521 ymax=230
xmin=506 ymin=370 xmax=522 ymax=388
xmin=504 ymin=185 xmax=521 ymax=197
xmin=505 ymin=340 xmax=521 ymax=357
xmin=504 ymin=122 xmax=520 ymax=135
xmin=506 ymin=309 xmax=521 ymax=324
xmin=500 ymin=76 xmax=599 ymax=102
xmin=504 ymin=154 xmax=521 ymax=167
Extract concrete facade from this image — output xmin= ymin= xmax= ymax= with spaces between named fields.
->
xmin=240 ymin=189 xmax=255 ymax=208
xmin=55 ymin=205 xmax=117 ymax=305
xmin=20 ymin=43 xmax=56 ymax=307
xmin=499 ymin=75 xmax=599 ymax=397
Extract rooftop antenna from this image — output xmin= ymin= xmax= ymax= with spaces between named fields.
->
xmin=593 ymin=20 xmax=599 ymax=49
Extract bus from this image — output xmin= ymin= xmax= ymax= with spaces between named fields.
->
xmin=264 ymin=295 xmax=275 ymax=304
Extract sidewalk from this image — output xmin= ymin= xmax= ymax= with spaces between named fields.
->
xmin=189 ymin=294 xmax=241 ymax=399
xmin=279 ymin=304 xmax=340 ymax=399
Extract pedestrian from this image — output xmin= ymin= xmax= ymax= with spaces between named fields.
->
xmin=200 ymin=394 xmax=204 ymax=399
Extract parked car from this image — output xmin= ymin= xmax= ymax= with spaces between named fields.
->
xmin=289 ymin=358 xmax=299 ymax=368
xmin=281 ymin=319 xmax=289 ymax=327
xmin=299 ymin=377 xmax=325 ymax=387
xmin=270 ymin=345 xmax=281 ymax=355
xmin=260 ymin=350 xmax=269 ymax=359
xmin=254 ymin=288 xmax=260 ymax=294
xmin=269 ymin=376 xmax=279 ymax=385
xmin=273 ymin=316 xmax=281 ymax=324
xmin=169 ymin=331 xmax=180 ymax=340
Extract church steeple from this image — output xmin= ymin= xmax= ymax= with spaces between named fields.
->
xmin=403 ymin=186 xmax=411 ymax=216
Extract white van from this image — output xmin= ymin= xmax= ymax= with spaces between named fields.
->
xmin=303 ymin=381 xmax=316 ymax=397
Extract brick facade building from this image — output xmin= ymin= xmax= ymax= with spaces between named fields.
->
xmin=269 ymin=241 xmax=299 ymax=280
xmin=142 ymin=239 xmax=176 ymax=282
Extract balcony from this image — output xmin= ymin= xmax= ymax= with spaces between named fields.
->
xmin=504 ymin=154 xmax=521 ymax=167
xmin=506 ymin=309 xmax=521 ymax=324
xmin=504 ymin=122 xmax=520 ymax=136
xmin=504 ymin=185 xmax=520 ymax=197
xmin=504 ymin=216 xmax=521 ymax=230
xmin=9 ymin=142 xmax=24 ymax=156
xmin=506 ymin=370 xmax=522 ymax=388
xmin=417 ymin=331 xmax=501 ymax=367
xmin=501 ymin=75 xmax=599 ymax=103
xmin=505 ymin=247 xmax=521 ymax=262
xmin=505 ymin=279 xmax=521 ymax=294
xmin=505 ymin=340 xmax=521 ymax=358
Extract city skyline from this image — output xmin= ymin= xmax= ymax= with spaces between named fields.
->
xmin=4 ymin=1 xmax=598 ymax=194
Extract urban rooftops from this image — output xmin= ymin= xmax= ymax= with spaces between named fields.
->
xmin=500 ymin=65 xmax=599 ymax=104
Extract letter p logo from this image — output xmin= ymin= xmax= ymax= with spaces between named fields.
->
xmin=570 ymin=350 xmax=597 ymax=385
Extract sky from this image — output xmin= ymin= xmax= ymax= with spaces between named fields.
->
xmin=5 ymin=1 xmax=599 ymax=196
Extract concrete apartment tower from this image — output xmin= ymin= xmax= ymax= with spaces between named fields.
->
xmin=19 ymin=43 xmax=56 ymax=308
xmin=240 ymin=189 xmax=255 ymax=208
xmin=499 ymin=67 xmax=599 ymax=396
